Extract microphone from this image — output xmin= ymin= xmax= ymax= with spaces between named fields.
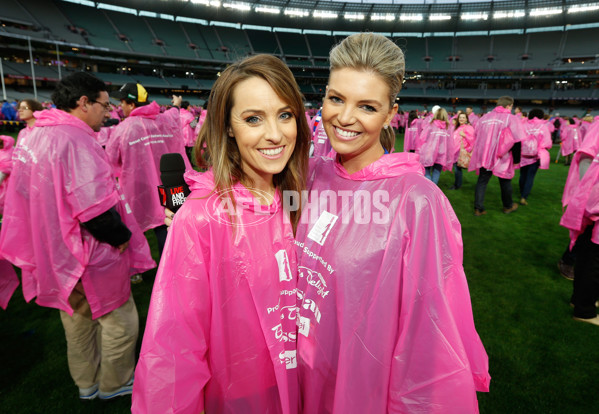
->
xmin=157 ymin=153 xmax=191 ymax=213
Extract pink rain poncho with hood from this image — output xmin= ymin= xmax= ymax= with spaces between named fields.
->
xmin=469 ymin=106 xmax=525 ymax=179
xmin=562 ymin=122 xmax=599 ymax=207
xmin=403 ymin=117 xmax=421 ymax=152
xmin=416 ymin=119 xmax=455 ymax=170
xmin=561 ymin=122 xmax=599 ymax=246
xmin=105 ymin=101 xmax=190 ymax=232
xmin=296 ymin=154 xmax=490 ymax=414
xmin=560 ymin=123 xmax=581 ymax=156
xmin=0 ymin=109 xmax=155 ymax=318
xmin=0 ymin=135 xmax=14 ymax=214
xmin=520 ymin=118 xmax=552 ymax=169
xmin=132 ymin=170 xmax=299 ymax=414
xmin=180 ymin=107 xmax=197 ymax=147
xmin=452 ymin=123 xmax=475 ymax=164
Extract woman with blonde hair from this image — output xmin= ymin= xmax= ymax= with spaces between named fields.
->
xmin=416 ymin=107 xmax=454 ymax=184
xmin=133 ymin=54 xmax=310 ymax=414
xmin=296 ymin=33 xmax=489 ymax=413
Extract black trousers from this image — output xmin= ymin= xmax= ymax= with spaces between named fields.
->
xmin=153 ymin=225 xmax=168 ymax=260
xmin=474 ymin=168 xmax=513 ymax=211
xmin=571 ymin=224 xmax=599 ymax=319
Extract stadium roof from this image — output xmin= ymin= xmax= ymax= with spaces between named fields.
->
xmin=72 ymin=0 xmax=599 ymax=33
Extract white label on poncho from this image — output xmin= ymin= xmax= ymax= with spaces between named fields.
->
xmin=307 ymin=211 xmax=338 ymax=246
xmin=275 ymin=250 xmax=293 ymax=282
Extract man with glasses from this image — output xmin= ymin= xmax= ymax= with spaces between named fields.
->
xmin=0 ymin=72 xmax=155 ymax=401
xmin=106 ymin=83 xmax=189 ymax=258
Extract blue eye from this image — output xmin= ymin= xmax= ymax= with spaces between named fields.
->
xmin=361 ymin=105 xmax=376 ymax=113
xmin=245 ymin=116 xmax=260 ymax=124
xmin=280 ymin=112 xmax=293 ymax=120
xmin=328 ymin=96 xmax=342 ymax=104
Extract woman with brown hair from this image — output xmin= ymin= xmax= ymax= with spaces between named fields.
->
xmin=16 ymin=98 xmax=43 ymax=141
xmin=132 ymin=54 xmax=310 ymax=414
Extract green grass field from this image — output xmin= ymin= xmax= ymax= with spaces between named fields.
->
xmin=1 ymin=131 xmax=598 ymax=413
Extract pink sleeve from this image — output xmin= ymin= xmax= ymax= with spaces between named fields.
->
xmin=388 ymin=188 xmax=490 ymax=412
xmin=132 ymin=205 xmax=211 ymax=414
xmin=63 ymin=141 xmax=120 ymax=222
xmin=497 ymin=127 xmax=515 ymax=158
xmin=0 ymin=259 xmax=18 ymax=310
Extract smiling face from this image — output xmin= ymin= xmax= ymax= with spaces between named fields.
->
xmin=228 ymin=76 xmax=297 ymax=191
xmin=322 ymin=68 xmax=397 ymax=173
xmin=458 ymin=113 xmax=468 ymax=125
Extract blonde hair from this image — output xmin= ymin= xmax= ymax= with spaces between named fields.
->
xmin=195 ymin=54 xmax=310 ymax=232
xmin=329 ymin=33 xmax=405 ymax=152
xmin=433 ymin=108 xmax=449 ymax=127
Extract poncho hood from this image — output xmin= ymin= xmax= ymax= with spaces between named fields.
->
xmin=333 ymin=152 xmax=424 ymax=181
xmin=130 ymin=101 xmax=161 ymax=119
xmin=185 ymin=169 xmax=281 ymax=214
xmin=34 ymin=108 xmax=94 ymax=135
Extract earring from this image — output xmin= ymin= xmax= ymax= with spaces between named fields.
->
xmin=383 ymin=125 xmax=389 ymax=130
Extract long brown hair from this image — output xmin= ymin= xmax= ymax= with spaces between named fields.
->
xmin=453 ymin=110 xmax=471 ymax=129
xmin=195 ymin=54 xmax=310 ymax=232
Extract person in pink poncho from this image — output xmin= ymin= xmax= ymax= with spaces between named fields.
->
xmin=518 ymin=108 xmax=553 ymax=206
xmin=180 ymin=100 xmax=197 ymax=164
xmin=106 ymin=83 xmax=190 ymax=256
xmin=0 ymin=72 xmax=156 ymax=400
xmin=296 ymin=33 xmax=490 ymax=414
xmin=132 ymin=54 xmax=310 ymax=414
xmin=469 ymin=95 xmax=525 ymax=216
xmin=466 ymin=106 xmax=479 ymax=127
xmin=0 ymin=135 xmax=14 ymax=214
xmin=403 ymin=109 xmax=420 ymax=153
xmin=560 ymin=118 xmax=580 ymax=166
xmin=450 ymin=110 xmax=475 ymax=190
xmin=415 ymin=107 xmax=454 ymax=185
xmin=0 ymin=135 xmax=18 ymax=310
xmin=560 ymin=121 xmax=599 ymax=325
xmin=16 ymin=99 xmax=43 ymax=143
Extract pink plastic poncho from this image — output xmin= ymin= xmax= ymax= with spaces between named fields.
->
xmin=416 ymin=120 xmax=454 ymax=170
xmin=296 ymin=154 xmax=490 ymax=414
xmin=105 ymin=101 xmax=191 ymax=232
xmin=133 ymin=170 xmax=299 ymax=414
xmin=579 ymin=120 xmax=592 ymax=143
xmin=560 ymin=124 xmax=581 ymax=156
xmin=0 ymin=109 xmax=155 ymax=318
xmin=17 ymin=125 xmax=35 ymax=143
xmin=469 ymin=106 xmax=525 ymax=179
xmin=452 ymin=124 xmax=475 ymax=163
xmin=562 ymin=122 xmax=599 ymax=208
xmin=95 ymin=124 xmax=113 ymax=147
xmin=560 ymin=141 xmax=599 ymax=247
xmin=468 ymin=112 xmax=480 ymax=127
xmin=0 ymin=135 xmax=14 ymax=214
xmin=180 ymin=107 xmax=197 ymax=147
xmin=194 ymin=109 xmax=207 ymax=138
xmin=520 ymin=118 xmax=552 ymax=169
xmin=403 ymin=118 xmax=421 ymax=152
xmin=0 ymin=259 xmax=18 ymax=310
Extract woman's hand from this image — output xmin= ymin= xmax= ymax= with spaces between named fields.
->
xmin=165 ymin=208 xmax=175 ymax=228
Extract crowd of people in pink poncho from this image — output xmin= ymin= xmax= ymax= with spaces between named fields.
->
xmin=0 ymin=32 xmax=598 ymax=413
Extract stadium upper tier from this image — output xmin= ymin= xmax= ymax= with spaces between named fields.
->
xmin=1 ymin=0 xmax=598 ymax=74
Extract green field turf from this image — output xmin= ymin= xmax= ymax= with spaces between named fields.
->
xmin=1 ymin=131 xmax=598 ymax=413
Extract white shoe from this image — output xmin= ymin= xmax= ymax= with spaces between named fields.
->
xmin=98 ymin=376 xmax=134 ymax=400
xmin=573 ymin=315 xmax=599 ymax=326
xmin=79 ymin=383 xmax=99 ymax=400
